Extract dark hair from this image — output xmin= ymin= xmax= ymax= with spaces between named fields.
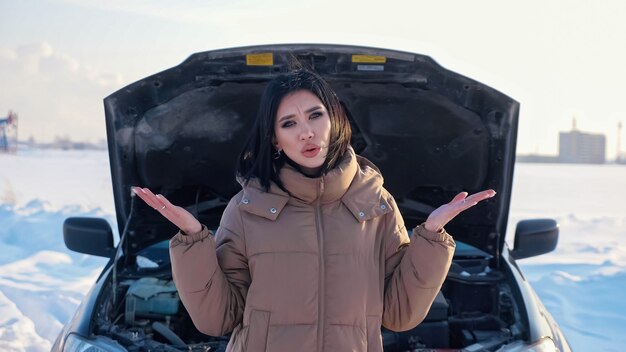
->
xmin=237 ymin=69 xmax=352 ymax=192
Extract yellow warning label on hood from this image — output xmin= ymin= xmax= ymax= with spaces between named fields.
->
xmin=352 ymin=55 xmax=386 ymax=63
xmin=246 ymin=53 xmax=274 ymax=66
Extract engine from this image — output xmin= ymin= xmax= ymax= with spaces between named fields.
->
xmin=93 ymin=254 xmax=523 ymax=351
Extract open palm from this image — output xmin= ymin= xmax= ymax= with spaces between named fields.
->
xmin=132 ymin=187 xmax=203 ymax=234
xmin=424 ymin=189 xmax=497 ymax=232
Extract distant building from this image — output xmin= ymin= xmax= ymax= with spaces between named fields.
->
xmin=558 ymin=119 xmax=606 ymax=164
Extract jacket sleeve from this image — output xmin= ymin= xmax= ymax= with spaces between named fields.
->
xmin=169 ymin=200 xmax=249 ymax=336
xmin=381 ymin=195 xmax=455 ymax=332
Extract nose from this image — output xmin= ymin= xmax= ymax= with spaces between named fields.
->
xmin=299 ymin=122 xmax=314 ymax=141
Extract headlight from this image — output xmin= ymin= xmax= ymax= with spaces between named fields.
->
xmin=497 ymin=337 xmax=559 ymax=352
xmin=63 ymin=333 xmax=126 ymax=352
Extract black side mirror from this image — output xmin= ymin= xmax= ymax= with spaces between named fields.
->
xmin=510 ymin=219 xmax=559 ymax=260
xmin=63 ymin=217 xmax=116 ymax=258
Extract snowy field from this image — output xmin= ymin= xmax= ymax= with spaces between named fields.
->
xmin=1 ymin=148 xmax=625 ymax=351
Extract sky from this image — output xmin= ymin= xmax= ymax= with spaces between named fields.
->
xmin=1 ymin=0 xmax=626 ymax=159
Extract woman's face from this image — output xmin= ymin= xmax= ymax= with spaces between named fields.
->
xmin=274 ymin=89 xmax=332 ymax=176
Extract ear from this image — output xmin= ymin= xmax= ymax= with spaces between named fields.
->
xmin=272 ymin=137 xmax=281 ymax=150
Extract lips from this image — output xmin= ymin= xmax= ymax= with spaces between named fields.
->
xmin=301 ymin=144 xmax=321 ymax=158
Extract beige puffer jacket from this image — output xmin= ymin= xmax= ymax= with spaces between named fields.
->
xmin=170 ymin=148 xmax=455 ymax=351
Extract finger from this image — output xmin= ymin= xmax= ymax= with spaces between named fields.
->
xmin=143 ymin=188 xmax=169 ymax=211
xmin=455 ymin=189 xmax=496 ymax=212
xmin=139 ymin=187 xmax=165 ymax=210
xmin=132 ymin=187 xmax=155 ymax=207
xmin=449 ymin=200 xmax=477 ymax=217
xmin=465 ymin=189 xmax=496 ymax=204
xmin=155 ymin=194 xmax=175 ymax=212
xmin=450 ymin=192 xmax=468 ymax=204
xmin=137 ymin=187 xmax=158 ymax=208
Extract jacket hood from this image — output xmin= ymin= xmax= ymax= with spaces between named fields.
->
xmin=103 ymin=44 xmax=518 ymax=256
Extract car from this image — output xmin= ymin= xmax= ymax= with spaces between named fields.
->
xmin=52 ymin=44 xmax=571 ymax=352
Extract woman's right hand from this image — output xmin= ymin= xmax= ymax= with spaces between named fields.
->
xmin=132 ymin=186 xmax=203 ymax=234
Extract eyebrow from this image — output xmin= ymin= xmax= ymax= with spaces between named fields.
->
xmin=277 ymin=105 xmax=324 ymax=123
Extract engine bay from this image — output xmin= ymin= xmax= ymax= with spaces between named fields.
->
xmin=382 ymin=250 xmax=525 ymax=351
xmin=91 ymin=239 xmax=526 ymax=352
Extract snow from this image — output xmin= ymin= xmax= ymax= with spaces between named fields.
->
xmin=0 ymin=149 xmax=112 ymax=352
xmin=1 ymin=149 xmax=625 ymax=351
xmin=504 ymin=163 xmax=626 ymax=351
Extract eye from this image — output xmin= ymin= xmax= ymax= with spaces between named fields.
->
xmin=309 ymin=111 xmax=323 ymax=119
xmin=281 ymin=120 xmax=295 ymax=128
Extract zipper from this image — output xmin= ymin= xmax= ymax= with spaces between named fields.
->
xmin=315 ymin=179 xmax=325 ymax=352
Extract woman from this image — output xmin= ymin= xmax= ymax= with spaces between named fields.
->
xmin=133 ymin=70 xmax=495 ymax=351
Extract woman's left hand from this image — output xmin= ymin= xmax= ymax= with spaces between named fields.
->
xmin=424 ymin=189 xmax=497 ymax=232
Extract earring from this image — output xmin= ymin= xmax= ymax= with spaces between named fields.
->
xmin=273 ymin=149 xmax=282 ymax=160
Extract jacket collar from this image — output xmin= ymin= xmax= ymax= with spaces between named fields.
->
xmin=237 ymin=177 xmax=290 ymax=221
xmin=279 ymin=147 xmax=358 ymax=205
xmin=238 ymin=147 xmax=391 ymax=222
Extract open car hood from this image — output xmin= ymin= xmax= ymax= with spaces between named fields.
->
xmin=104 ymin=44 xmax=518 ymax=257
